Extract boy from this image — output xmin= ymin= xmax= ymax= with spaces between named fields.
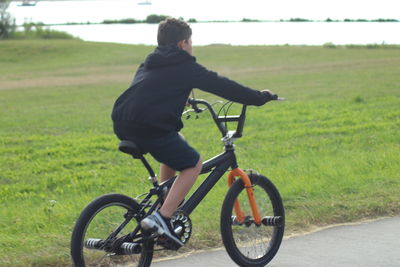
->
xmin=112 ymin=18 xmax=275 ymax=248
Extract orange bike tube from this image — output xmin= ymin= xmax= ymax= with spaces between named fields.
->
xmin=228 ymin=168 xmax=262 ymax=225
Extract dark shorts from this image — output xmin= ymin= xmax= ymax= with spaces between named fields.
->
xmin=114 ymin=124 xmax=200 ymax=171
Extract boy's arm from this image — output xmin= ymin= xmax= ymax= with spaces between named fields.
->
xmin=189 ymin=63 xmax=273 ymax=106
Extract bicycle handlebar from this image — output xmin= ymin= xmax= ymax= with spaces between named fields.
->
xmin=187 ymin=94 xmax=281 ymax=138
xmin=187 ymin=98 xmax=227 ymax=135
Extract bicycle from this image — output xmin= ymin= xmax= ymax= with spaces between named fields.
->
xmin=71 ymin=96 xmax=285 ymax=267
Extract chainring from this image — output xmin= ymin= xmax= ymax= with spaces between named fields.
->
xmin=171 ymin=210 xmax=192 ymax=244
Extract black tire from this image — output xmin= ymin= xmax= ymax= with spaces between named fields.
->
xmin=71 ymin=193 xmax=154 ymax=267
xmin=221 ymin=173 xmax=285 ymax=267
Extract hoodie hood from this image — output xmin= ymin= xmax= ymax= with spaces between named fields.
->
xmin=144 ymin=44 xmax=195 ymax=69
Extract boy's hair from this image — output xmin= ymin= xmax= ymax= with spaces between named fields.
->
xmin=157 ymin=18 xmax=192 ymax=46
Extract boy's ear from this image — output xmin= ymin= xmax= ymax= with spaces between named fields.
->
xmin=178 ymin=40 xmax=187 ymax=49
xmin=177 ymin=40 xmax=185 ymax=49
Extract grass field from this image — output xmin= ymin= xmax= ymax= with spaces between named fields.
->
xmin=0 ymin=39 xmax=399 ymax=266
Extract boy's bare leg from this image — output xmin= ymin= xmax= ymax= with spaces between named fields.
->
xmin=159 ymin=159 xmax=202 ymax=218
xmin=160 ymin=164 xmax=176 ymax=183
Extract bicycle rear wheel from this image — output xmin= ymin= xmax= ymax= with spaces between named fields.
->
xmin=220 ymin=173 xmax=284 ymax=266
xmin=71 ymin=194 xmax=153 ymax=267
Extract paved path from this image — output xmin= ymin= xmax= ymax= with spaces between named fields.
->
xmin=152 ymin=216 xmax=400 ymax=266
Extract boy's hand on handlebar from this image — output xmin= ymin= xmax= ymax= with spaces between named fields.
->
xmin=262 ymin=89 xmax=273 ymax=94
xmin=261 ymin=89 xmax=278 ymax=101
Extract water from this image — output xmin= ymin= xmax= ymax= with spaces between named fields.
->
xmin=8 ymin=0 xmax=400 ymax=45
xmin=49 ymin=22 xmax=400 ymax=46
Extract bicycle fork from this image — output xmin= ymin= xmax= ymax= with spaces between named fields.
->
xmin=227 ymin=168 xmax=262 ymax=225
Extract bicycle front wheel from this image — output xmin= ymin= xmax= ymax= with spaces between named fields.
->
xmin=71 ymin=194 xmax=154 ymax=267
xmin=221 ymin=173 xmax=285 ymax=266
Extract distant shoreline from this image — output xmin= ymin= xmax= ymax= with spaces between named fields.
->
xmin=21 ymin=19 xmax=400 ymax=27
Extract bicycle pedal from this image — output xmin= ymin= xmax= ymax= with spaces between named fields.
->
xmin=141 ymin=218 xmax=165 ymax=235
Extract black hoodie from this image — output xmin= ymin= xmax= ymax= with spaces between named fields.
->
xmin=112 ymin=45 xmax=271 ymax=137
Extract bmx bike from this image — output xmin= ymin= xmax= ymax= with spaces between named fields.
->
xmin=71 ymin=97 xmax=285 ymax=266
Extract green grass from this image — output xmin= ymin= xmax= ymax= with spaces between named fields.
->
xmin=0 ymin=39 xmax=399 ymax=265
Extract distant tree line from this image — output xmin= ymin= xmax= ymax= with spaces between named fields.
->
xmin=103 ymin=14 xmax=198 ymax=24
xmin=12 ymin=22 xmax=76 ymax=39
xmin=287 ymin=17 xmax=399 ymax=23
xmin=103 ymin=14 xmax=169 ymax=24
xmin=241 ymin=18 xmax=260 ymax=22
xmin=343 ymin=18 xmax=398 ymax=22
xmin=0 ymin=0 xmax=16 ymax=39
xmin=288 ymin=18 xmax=311 ymax=22
xmin=102 ymin=15 xmax=400 ymax=25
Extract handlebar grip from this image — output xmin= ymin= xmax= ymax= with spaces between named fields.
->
xmin=271 ymin=94 xmax=279 ymax=100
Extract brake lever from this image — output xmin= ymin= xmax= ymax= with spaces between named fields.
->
xmin=183 ymin=109 xmax=203 ymax=120
xmin=187 ymin=98 xmax=203 ymax=113
xmin=192 ymin=105 xmax=203 ymax=113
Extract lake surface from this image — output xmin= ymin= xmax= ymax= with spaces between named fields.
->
xmin=49 ymin=22 xmax=400 ymax=46
xmin=9 ymin=0 xmax=400 ymax=45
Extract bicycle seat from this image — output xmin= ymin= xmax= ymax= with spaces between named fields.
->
xmin=118 ymin=140 xmax=146 ymax=159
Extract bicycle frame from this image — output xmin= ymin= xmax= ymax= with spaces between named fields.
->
xmin=121 ymin=149 xmax=259 ymax=247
